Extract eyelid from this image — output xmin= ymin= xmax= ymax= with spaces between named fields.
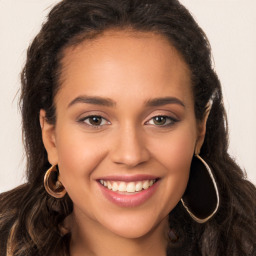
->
xmin=145 ymin=115 xmax=179 ymax=127
xmin=78 ymin=114 xmax=111 ymax=128
xmin=76 ymin=110 xmax=110 ymax=122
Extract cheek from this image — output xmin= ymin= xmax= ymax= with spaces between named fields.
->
xmin=54 ymin=125 xmax=108 ymax=190
xmin=149 ymin=126 xmax=196 ymax=212
xmin=151 ymin=126 xmax=196 ymax=171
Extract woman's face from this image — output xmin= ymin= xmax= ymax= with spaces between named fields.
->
xmin=41 ymin=30 xmax=204 ymax=239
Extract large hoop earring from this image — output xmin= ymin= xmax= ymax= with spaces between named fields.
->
xmin=44 ymin=165 xmax=66 ymax=198
xmin=181 ymin=154 xmax=219 ymax=223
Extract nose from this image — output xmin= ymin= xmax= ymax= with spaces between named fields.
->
xmin=110 ymin=125 xmax=150 ymax=168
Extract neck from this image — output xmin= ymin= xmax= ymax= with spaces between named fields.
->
xmin=68 ymin=209 xmax=169 ymax=256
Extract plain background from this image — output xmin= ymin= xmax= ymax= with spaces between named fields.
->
xmin=0 ymin=0 xmax=255 ymax=193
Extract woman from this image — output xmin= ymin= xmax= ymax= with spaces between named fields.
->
xmin=0 ymin=0 xmax=255 ymax=255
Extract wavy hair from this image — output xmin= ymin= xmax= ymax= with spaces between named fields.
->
xmin=0 ymin=0 xmax=255 ymax=255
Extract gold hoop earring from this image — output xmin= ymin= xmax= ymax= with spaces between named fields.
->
xmin=181 ymin=154 xmax=219 ymax=223
xmin=44 ymin=165 xmax=66 ymax=198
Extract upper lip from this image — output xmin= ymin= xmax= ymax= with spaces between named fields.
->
xmin=96 ymin=174 xmax=159 ymax=182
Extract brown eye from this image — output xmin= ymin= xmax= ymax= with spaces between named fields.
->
xmin=153 ymin=116 xmax=168 ymax=125
xmin=89 ymin=116 xmax=102 ymax=125
xmin=147 ymin=116 xmax=177 ymax=126
xmin=81 ymin=116 xmax=109 ymax=127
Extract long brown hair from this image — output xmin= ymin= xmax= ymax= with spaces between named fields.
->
xmin=0 ymin=0 xmax=255 ymax=255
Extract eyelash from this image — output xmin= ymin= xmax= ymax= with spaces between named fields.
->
xmin=78 ymin=115 xmax=110 ymax=128
xmin=78 ymin=115 xmax=178 ymax=128
xmin=146 ymin=115 xmax=178 ymax=127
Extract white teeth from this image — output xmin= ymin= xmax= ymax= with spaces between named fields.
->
xmin=126 ymin=182 xmax=136 ymax=193
xmin=118 ymin=182 xmax=126 ymax=192
xmin=107 ymin=181 xmax=112 ymax=190
xmin=99 ymin=179 xmax=157 ymax=193
xmin=142 ymin=180 xmax=149 ymax=190
xmin=135 ymin=182 xmax=143 ymax=192
xmin=112 ymin=182 xmax=118 ymax=191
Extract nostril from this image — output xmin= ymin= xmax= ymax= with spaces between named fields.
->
xmin=111 ymin=145 xmax=150 ymax=166
xmin=110 ymin=128 xmax=150 ymax=167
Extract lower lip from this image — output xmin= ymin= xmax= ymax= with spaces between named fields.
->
xmin=98 ymin=181 xmax=159 ymax=207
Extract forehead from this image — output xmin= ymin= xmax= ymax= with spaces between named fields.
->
xmin=56 ymin=30 xmax=193 ymax=107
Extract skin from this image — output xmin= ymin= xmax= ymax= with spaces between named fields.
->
xmin=40 ymin=30 xmax=208 ymax=256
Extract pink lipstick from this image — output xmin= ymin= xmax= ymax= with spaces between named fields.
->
xmin=97 ymin=175 xmax=160 ymax=207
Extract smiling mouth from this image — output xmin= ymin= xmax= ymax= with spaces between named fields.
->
xmin=99 ymin=179 xmax=158 ymax=193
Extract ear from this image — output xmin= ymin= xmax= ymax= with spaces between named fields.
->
xmin=195 ymin=102 xmax=212 ymax=155
xmin=40 ymin=109 xmax=58 ymax=165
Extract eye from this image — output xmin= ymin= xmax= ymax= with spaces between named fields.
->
xmin=147 ymin=116 xmax=177 ymax=126
xmin=80 ymin=115 xmax=110 ymax=127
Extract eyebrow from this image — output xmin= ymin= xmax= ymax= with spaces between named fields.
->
xmin=67 ymin=95 xmax=185 ymax=108
xmin=68 ymin=96 xmax=116 ymax=108
xmin=145 ymin=97 xmax=185 ymax=107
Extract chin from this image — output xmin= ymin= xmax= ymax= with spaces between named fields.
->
xmin=99 ymin=211 xmax=167 ymax=239
xmin=111 ymin=226 xmax=152 ymax=239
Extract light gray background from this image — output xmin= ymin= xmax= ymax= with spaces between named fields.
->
xmin=0 ymin=0 xmax=255 ymax=192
